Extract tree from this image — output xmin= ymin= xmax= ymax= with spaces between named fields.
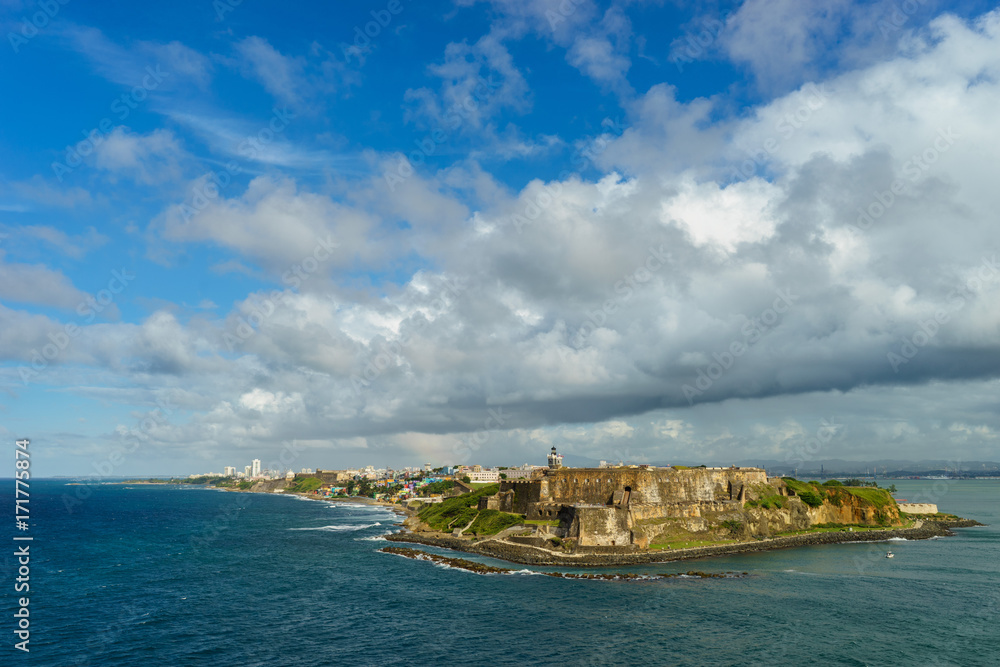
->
xmin=461 ymin=475 xmax=471 ymax=484
xmin=888 ymin=484 xmax=898 ymax=494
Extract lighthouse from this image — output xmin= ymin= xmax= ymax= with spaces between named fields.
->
xmin=547 ymin=446 xmax=563 ymax=470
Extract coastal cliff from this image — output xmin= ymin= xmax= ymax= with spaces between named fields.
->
xmin=392 ymin=472 xmax=967 ymax=565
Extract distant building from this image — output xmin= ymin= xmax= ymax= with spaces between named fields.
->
xmin=469 ymin=469 xmax=500 ymax=483
xmin=547 ymin=446 xmax=563 ymax=470
xmin=224 ymin=466 xmax=236 ymax=477
xmin=300 ymin=468 xmax=313 ymax=474
xmin=252 ymin=459 xmax=261 ymax=478
xmin=285 ymin=470 xmax=295 ymax=481
xmin=244 ymin=465 xmax=252 ymax=478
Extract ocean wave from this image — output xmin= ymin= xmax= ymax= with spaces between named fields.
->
xmin=289 ymin=522 xmax=382 ymax=532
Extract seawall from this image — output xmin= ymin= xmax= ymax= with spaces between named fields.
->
xmin=385 ymin=519 xmax=982 ymax=567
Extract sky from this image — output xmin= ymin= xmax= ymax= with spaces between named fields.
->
xmin=2 ymin=0 xmax=999 ymax=477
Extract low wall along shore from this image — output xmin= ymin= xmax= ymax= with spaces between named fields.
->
xmin=898 ymin=503 xmax=939 ymax=514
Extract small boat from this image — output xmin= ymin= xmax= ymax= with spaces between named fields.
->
xmin=885 ymin=551 xmax=895 ymax=558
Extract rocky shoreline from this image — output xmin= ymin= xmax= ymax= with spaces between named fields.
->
xmin=385 ymin=518 xmax=984 ymax=567
xmin=380 ymin=546 xmax=748 ymax=579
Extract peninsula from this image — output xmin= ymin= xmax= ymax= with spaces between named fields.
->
xmin=383 ymin=449 xmax=981 ymax=566
xmin=147 ymin=446 xmax=982 ymax=567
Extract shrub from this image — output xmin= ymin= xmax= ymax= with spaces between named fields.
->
xmin=797 ymin=491 xmax=824 ymax=508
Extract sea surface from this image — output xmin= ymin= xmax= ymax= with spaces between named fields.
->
xmin=2 ymin=478 xmax=998 ymax=666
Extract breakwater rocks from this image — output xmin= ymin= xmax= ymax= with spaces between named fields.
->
xmin=379 ymin=547 xmax=747 ymax=580
xmin=385 ymin=518 xmax=984 ymax=567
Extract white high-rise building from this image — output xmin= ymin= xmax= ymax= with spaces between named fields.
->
xmin=244 ymin=465 xmax=252 ymax=477
xmin=252 ymin=459 xmax=261 ymax=477
xmin=224 ymin=466 xmax=236 ymax=477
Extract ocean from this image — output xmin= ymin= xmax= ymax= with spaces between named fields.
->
xmin=3 ymin=478 xmax=998 ymax=666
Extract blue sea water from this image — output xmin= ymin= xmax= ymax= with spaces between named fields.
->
xmin=2 ymin=479 xmax=998 ymax=666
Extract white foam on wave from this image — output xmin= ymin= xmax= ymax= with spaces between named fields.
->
xmin=355 ymin=533 xmax=391 ymax=541
xmin=289 ymin=522 xmax=382 ymax=532
xmin=276 ymin=494 xmax=320 ymax=502
xmin=886 ymin=537 xmax=909 ymax=542
xmin=332 ymin=506 xmax=397 ymax=517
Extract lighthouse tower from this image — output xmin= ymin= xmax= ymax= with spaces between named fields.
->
xmin=547 ymin=446 xmax=563 ymax=470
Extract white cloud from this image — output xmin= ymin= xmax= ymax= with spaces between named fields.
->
xmin=235 ymin=36 xmax=306 ymax=108
xmin=160 ymin=176 xmax=378 ymax=274
xmin=93 ymin=127 xmax=186 ymax=184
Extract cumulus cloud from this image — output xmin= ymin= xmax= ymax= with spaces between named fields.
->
xmin=404 ymin=30 xmax=532 ymax=132
xmin=12 ymin=6 xmax=1000 ymax=471
xmin=93 ymin=127 xmax=186 ymax=184
xmin=159 ymin=176 xmax=381 ymax=275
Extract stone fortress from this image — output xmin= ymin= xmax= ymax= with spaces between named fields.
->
xmin=479 ymin=447 xmax=777 ymax=549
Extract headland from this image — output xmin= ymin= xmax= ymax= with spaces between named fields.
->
xmin=383 ymin=462 xmax=983 ymax=566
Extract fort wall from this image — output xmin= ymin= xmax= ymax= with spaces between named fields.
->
xmin=499 ymin=467 xmax=766 ymax=507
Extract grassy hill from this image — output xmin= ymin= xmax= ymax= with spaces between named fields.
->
xmin=417 ymin=485 xmax=523 ymax=535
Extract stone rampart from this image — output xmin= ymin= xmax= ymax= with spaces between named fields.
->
xmin=499 ymin=467 xmax=766 ymax=508
xmin=898 ymin=503 xmax=939 ymax=514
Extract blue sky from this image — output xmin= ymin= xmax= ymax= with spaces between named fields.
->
xmin=2 ymin=0 xmax=1000 ymax=476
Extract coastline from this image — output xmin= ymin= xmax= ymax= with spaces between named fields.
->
xmin=220 ymin=486 xmax=412 ymax=517
xmin=125 ymin=483 xmax=986 ymax=568
xmin=384 ymin=519 xmax=984 ymax=567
